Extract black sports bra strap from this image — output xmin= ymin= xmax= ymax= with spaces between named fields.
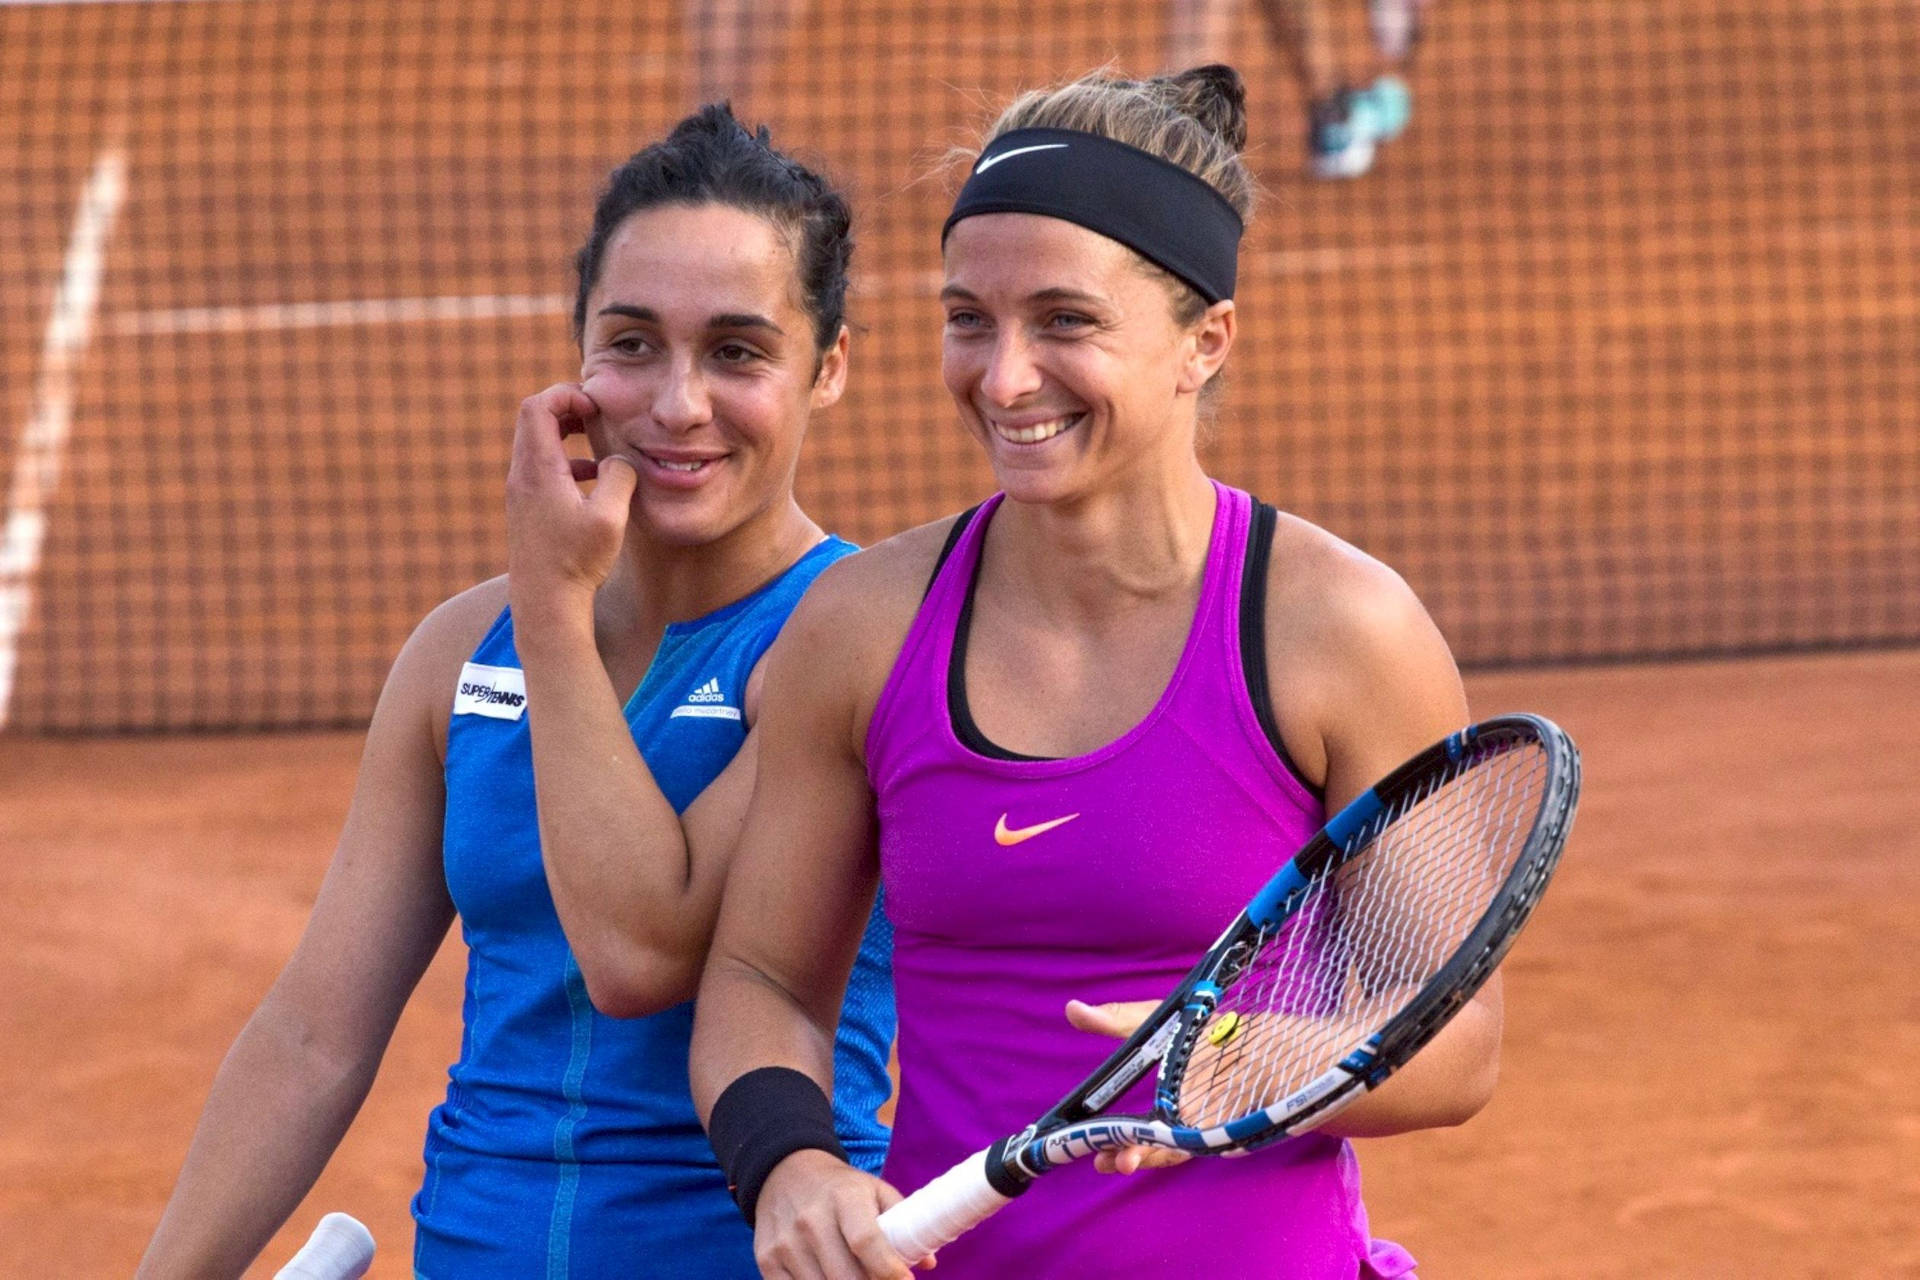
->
xmin=1238 ymin=499 xmax=1324 ymax=801
xmin=924 ymin=504 xmax=984 ymax=601
xmin=950 ymin=500 xmax=1050 ymax=762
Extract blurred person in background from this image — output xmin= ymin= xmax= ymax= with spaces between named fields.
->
xmin=689 ymin=0 xmax=805 ymax=112
xmin=1169 ymin=0 xmax=1428 ymax=177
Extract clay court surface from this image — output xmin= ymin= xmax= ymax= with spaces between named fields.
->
xmin=2 ymin=648 xmax=1914 ymax=1276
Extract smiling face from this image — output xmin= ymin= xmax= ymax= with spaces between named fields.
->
xmin=939 ymin=212 xmax=1233 ymax=506
xmin=577 ymin=202 xmax=847 ymax=548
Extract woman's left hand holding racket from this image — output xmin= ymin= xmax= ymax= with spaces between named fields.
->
xmin=753 ymin=1150 xmax=929 ymax=1279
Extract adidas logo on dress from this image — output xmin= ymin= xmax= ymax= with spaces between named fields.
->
xmin=670 ymin=676 xmax=741 ymax=721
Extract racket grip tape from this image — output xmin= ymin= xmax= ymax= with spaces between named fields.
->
xmin=274 ymin=1212 xmax=375 ymax=1280
xmin=878 ymin=1142 xmax=1018 ymax=1263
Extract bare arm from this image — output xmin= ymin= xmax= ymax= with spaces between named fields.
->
xmin=688 ymin=571 xmax=883 ymax=1116
xmin=1273 ymin=528 xmax=1496 ymax=1139
xmin=135 ymin=593 xmax=472 ymax=1279
xmin=505 ymin=384 xmax=765 ymax=1016
xmin=518 ymin=590 xmax=760 ymax=1015
xmin=690 ymin=554 xmax=927 ymax=1280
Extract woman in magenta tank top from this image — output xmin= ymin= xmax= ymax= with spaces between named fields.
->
xmin=692 ymin=65 xmax=1496 ymax=1279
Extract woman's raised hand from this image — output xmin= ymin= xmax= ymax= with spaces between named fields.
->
xmin=505 ymin=383 xmax=634 ymax=610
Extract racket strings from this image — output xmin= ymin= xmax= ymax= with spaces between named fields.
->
xmin=1172 ymin=740 xmax=1552 ymax=1131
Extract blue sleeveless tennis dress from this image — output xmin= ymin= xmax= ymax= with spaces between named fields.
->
xmin=415 ymin=536 xmax=894 ymax=1279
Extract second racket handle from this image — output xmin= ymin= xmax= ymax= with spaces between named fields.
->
xmin=274 ymin=1212 xmax=375 ymax=1280
xmin=878 ymin=1146 xmax=1013 ymax=1264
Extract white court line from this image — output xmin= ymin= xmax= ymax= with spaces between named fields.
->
xmin=98 ymin=216 xmax=1920 ymax=336
xmin=0 ymin=1 xmax=251 ymax=7
xmin=105 ymin=278 xmax=935 ymax=337
xmin=108 ymin=292 xmax=571 ymax=337
xmin=0 ymin=148 xmax=126 ymax=728
xmin=89 ymin=248 xmax=1464 ymax=336
xmin=96 ymin=257 xmax=1349 ymax=336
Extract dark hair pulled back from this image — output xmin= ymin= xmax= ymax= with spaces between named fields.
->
xmin=572 ymin=103 xmax=853 ymax=353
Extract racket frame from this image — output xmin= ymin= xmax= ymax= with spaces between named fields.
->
xmin=985 ymin=714 xmax=1580 ymax=1188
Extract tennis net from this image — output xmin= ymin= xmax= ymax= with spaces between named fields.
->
xmin=3 ymin=0 xmax=1914 ymax=730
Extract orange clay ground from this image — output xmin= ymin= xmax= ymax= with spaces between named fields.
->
xmin=2 ymin=648 xmax=1916 ymax=1276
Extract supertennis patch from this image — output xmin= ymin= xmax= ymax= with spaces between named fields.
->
xmin=454 ymin=662 xmax=527 ymax=720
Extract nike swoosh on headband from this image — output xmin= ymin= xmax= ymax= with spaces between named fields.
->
xmin=974 ymin=142 xmax=1070 ymax=173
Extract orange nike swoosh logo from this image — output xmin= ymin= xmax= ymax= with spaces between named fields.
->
xmin=994 ymin=812 xmax=1081 ymax=846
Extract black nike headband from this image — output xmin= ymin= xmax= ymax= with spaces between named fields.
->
xmin=942 ymin=127 xmax=1244 ymax=304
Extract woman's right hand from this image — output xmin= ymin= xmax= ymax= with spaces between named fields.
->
xmin=504 ymin=382 xmax=634 ymax=614
xmin=753 ymin=1149 xmax=930 ymax=1279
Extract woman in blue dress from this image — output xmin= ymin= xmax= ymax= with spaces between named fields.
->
xmin=138 ymin=104 xmax=892 ymax=1279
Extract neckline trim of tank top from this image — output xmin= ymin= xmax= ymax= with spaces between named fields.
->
xmin=943 ymin=482 xmax=1236 ymax=771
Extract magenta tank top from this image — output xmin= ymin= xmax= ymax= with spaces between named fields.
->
xmin=865 ymin=483 xmax=1415 ymax=1278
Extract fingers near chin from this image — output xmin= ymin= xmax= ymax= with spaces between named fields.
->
xmin=563 ymin=383 xmax=600 ymax=422
xmin=535 ymin=382 xmax=597 ymax=434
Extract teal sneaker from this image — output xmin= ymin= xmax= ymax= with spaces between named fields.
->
xmin=1309 ymin=93 xmax=1375 ymax=179
xmin=1307 ymin=78 xmax=1412 ymax=179
xmin=1358 ymin=75 xmax=1412 ymax=142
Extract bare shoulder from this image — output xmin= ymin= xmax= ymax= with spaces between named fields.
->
xmin=1264 ymin=513 xmax=1440 ymax=657
xmin=380 ymin=574 xmax=513 ymax=751
xmin=764 ymin=514 xmax=968 ymax=741
xmin=399 ymin=574 xmax=510 ymax=675
xmin=1262 ymin=513 xmax=1467 ymax=796
xmin=786 ymin=515 xmax=963 ymax=640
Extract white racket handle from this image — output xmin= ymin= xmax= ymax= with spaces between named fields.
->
xmin=877 ymin=1146 xmax=1014 ymax=1264
xmin=274 ymin=1212 xmax=375 ymax=1280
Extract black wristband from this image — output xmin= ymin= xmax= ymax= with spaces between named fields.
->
xmin=706 ymin=1066 xmax=848 ymax=1225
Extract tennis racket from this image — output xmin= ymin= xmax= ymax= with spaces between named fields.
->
xmin=274 ymin=1212 xmax=375 ymax=1280
xmin=878 ymin=712 xmax=1580 ymax=1264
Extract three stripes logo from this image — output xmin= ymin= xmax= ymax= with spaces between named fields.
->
xmin=670 ymin=676 xmax=741 ymax=721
